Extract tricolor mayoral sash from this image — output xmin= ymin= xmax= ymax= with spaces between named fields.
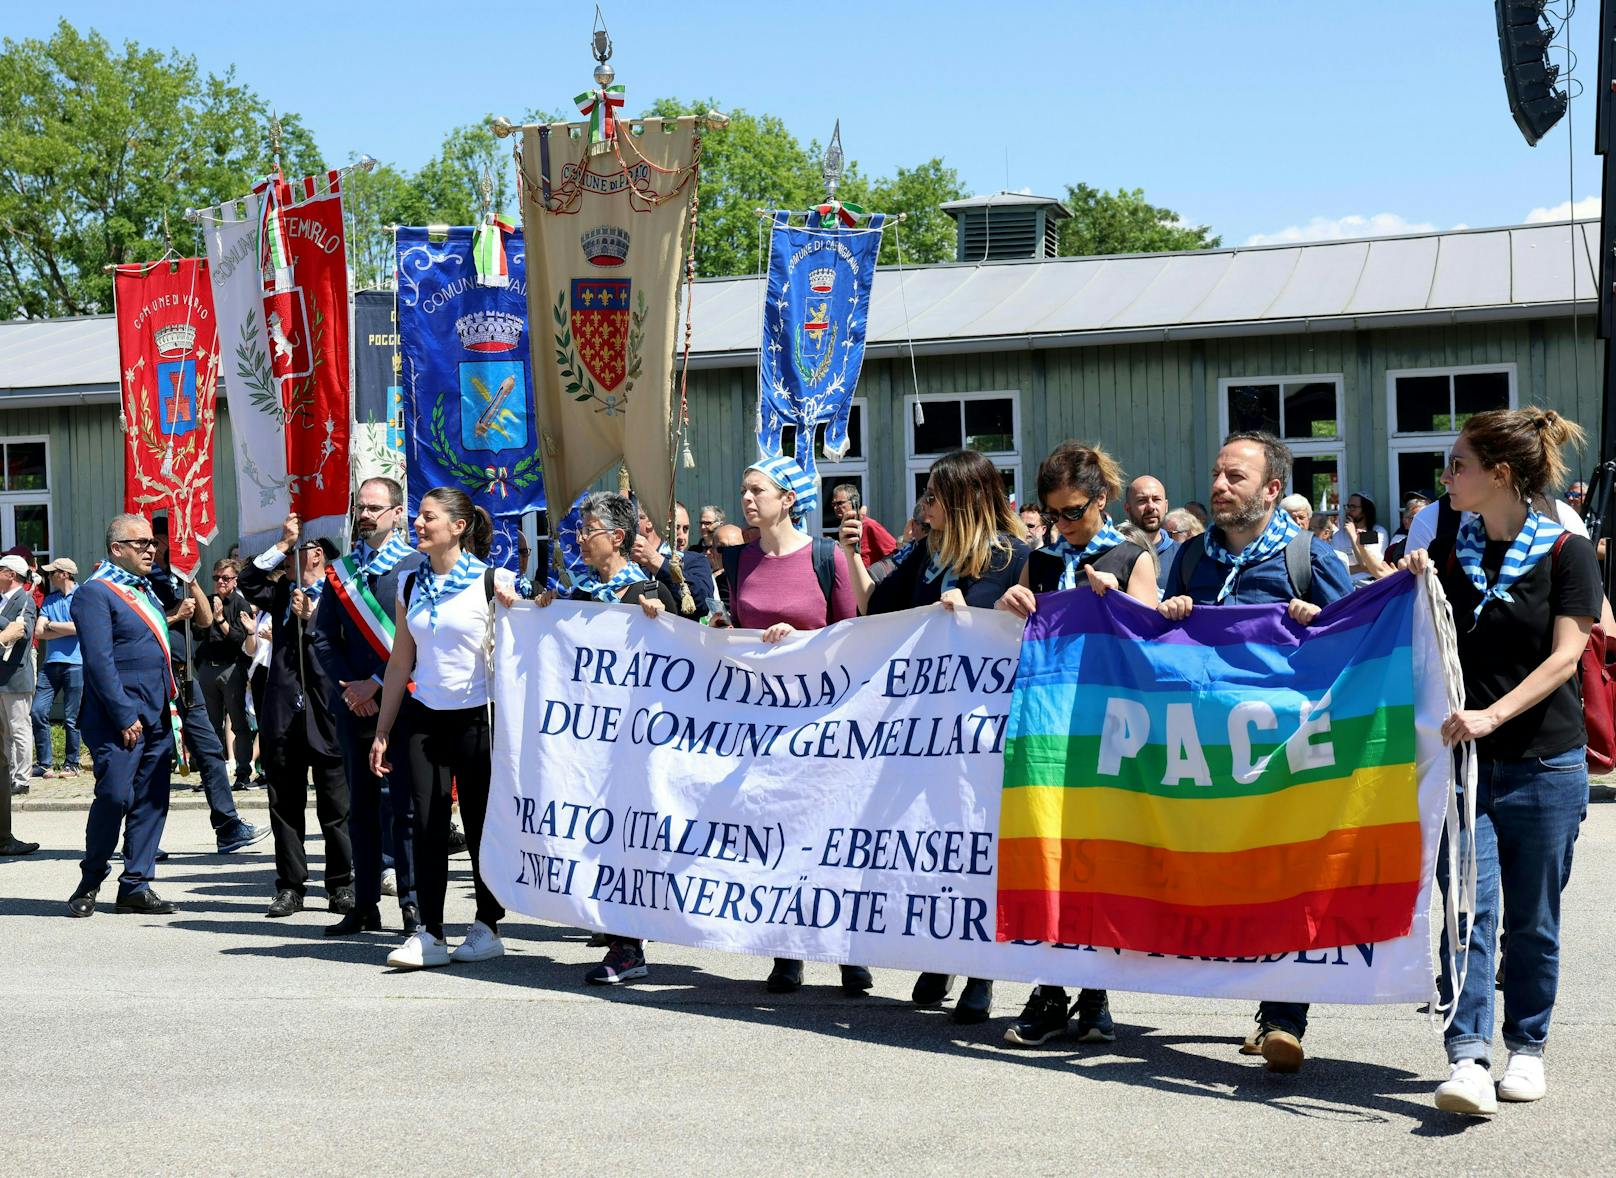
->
xmin=756 ymin=208 xmax=884 ymax=495
xmin=203 ymin=170 xmax=352 ymax=549
xmin=396 ymin=225 xmax=543 ymax=573
xmin=516 ymin=116 xmax=705 ymax=533
xmin=112 ymin=258 xmax=221 ymax=580
xmin=324 ymin=553 xmax=396 ymax=661
xmin=998 ymin=572 xmax=1444 ymax=958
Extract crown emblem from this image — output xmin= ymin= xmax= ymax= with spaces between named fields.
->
xmin=154 ymin=322 xmax=197 ymax=357
xmin=807 ymin=267 xmax=836 ymax=294
xmin=455 ymin=311 xmax=523 ymax=353
xmin=581 ymin=224 xmax=630 ymax=267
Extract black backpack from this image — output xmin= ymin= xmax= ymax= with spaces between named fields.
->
xmin=1173 ymin=528 xmax=1314 ymax=600
xmin=719 ymin=539 xmax=837 ymax=615
xmin=404 ymin=566 xmax=497 ymax=607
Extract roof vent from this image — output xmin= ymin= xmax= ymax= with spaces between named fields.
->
xmin=941 ymin=192 xmax=1072 ymax=262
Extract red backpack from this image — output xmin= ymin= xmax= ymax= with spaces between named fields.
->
xmin=1552 ymin=534 xmax=1616 ymax=772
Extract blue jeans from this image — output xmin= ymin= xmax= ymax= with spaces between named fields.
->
xmin=1438 ymin=748 xmax=1587 ymax=1065
xmin=31 ymin=661 xmax=82 ymax=769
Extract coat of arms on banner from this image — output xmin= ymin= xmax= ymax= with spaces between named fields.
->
xmin=114 ymin=258 xmax=221 ymax=580
xmin=460 ymin=361 xmax=528 ymax=451
xmin=553 ymin=226 xmax=646 ymax=418
xmin=757 ymin=209 xmax=886 ymax=494
xmin=263 ymin=286 xmax=315 ymax=384
xmin=155 ymin=357 xmax=198 ymax=438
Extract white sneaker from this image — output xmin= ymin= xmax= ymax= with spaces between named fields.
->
xmin=380 ymin=869 xmax=398 ymax=897
xmin=1496 ymin=1052 xmax=1547 ymax=1102
xmin=450 ymin=920 xmax=505 ymax=963
xmin=387 ymin=929 xmax=450 ymax=970
xmin=1434 ymin=1060 xmax=1498 ymax=1116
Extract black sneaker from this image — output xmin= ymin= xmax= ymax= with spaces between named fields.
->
xmin=447 ymin=823 xmax=468 ymax=854
xmin=1073 ymin=989 xmax=1116 ymax=1043
xmin=329 ymin=886 xmax=357 ymax=914
xmin=1004 ymin=987 xmax=1072 ymax=1046
xmin=585 ymin=938 xmax=648 ymax=985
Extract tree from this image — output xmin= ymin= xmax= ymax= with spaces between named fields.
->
xmin=1057 ymin=183 xmax=1220 ymax=257
xmin=0 ymin=20 xmax=322 ymax=317
xmin=846 ymin=159 xmax=968 ymax=267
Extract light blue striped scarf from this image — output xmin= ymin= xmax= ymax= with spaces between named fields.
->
xmin=586 ymin=561 xmax=651 ymax=603
xmin=1049 ymin=519 xmax=1126 ymax=590
xmin=409 ymin=551 xmax=488 ymax=630
xmin=1454 ymin=508 xmax=1563 ymax=622
xmin=355 ymin=532 xmax=415 ymax=579
xmin=1203 ymin=508 xmax=1301 ymax=604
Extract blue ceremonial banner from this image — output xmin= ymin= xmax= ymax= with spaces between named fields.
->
xmin=396 ymin=226 xmax=544 ymax=570
xmin=757 ymin=210 xmax=885 ymax=494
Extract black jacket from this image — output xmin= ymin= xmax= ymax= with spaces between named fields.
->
xmin=239 ymin=555 xmax=339 ymax=756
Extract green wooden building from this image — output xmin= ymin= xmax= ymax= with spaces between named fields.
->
xmin=0 ymin=204 xmax=1601 ymax=568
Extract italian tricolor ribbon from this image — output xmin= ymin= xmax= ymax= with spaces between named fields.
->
xmin=255 ymin=174 xmax=294 ymax=291
xmin=574 ymin=84 xmax=625 ymax=154
xmin=813 ymin=200 xmax=865 ymax=228
xmin=326 ymin=554 xmax=397 ymax=663
xmin=472 ymin=215 xmax=517 ymax=286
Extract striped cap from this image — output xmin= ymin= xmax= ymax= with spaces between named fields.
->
xmin=746 ymin=456 xmax=818 ymax=527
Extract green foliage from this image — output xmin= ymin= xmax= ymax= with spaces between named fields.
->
xmin=1057 ymin=183 xmax=1220 ymax=258
xmin=0 ymin=19 xmax=321 ymax=317
xmin=640 ymin=98 xmax=967 ymax=276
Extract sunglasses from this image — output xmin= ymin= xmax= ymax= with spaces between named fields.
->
xmin=113 ymin=538 xmax=158 ymax=551
xmin=1040 ymin=499 xmax=1092 ymax=525
xmin=212 ymin=573 xmax=237 ymax=581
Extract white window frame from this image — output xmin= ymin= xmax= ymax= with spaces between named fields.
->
xmin=0 ymin=434 xmax=53 ymax=561
xmin=903 ymin=389 xmax=1022 ymax=508
xmin=1385 ymin=363 xmax=1518 ymax=509
xmin=1217 ymin=373 xmax=1346 ymax=512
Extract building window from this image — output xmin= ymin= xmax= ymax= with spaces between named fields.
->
xmin=779 ymin=399 xmax=869 ymax=538
xmin=1386 ymin=365 xmax=1516 ymax=508
xmin=904 ymin=390 xmax=1022 ymax=510
xmin=1218 ymin=375 xmax=1345 ymax=512
xmin=0 ymin=437 xmax=51 ymax=561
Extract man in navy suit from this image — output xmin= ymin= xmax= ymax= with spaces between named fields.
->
xmin=312 ymin=476 xmax=421 ymax=936
xmin=67 ymin=514 xmax=180 ymax=917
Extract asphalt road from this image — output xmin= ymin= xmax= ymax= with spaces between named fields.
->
xmin=3 ymin=801 xmax=1614 ymax=1176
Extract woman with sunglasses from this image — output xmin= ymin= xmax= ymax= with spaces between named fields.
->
xmin=1403 ymin=409 xmax=1599 ymax=1117
xmin=840 ymin=449 xmax=1031 ymax=1024
xmin=727 ymin=455 xmax=870 ymax=996
xmin=496 ymin=491 xmax=677 ymax=985
xmin=992 ymin=441 xmax=1158 ymax=1047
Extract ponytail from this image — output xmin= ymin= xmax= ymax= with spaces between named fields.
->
xmin=1460 ymin=407 xmax=1587 ymax=501
xmin=422 ymin=486 xmax=493 ymax=560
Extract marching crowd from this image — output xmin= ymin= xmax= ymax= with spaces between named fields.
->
xmin=0 ymin=405 xmax=1599 ymax=1120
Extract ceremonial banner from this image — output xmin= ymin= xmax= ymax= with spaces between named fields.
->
xmin=352 ymin=289 xmax=405 ymax=486
xmin=998 ymin=575 xmax=1428 ymax=957
xmin=484 ymin=575 xmax=1451 ymax=1004
xmin=517 ymin=118 xmax=704 ymax=532
xmin=204 ymin=173 xmax=351 ymax=548
xmin=396 ymin=226 xmax=543 ymax=571
xmin=757 ymin=210 xmax=884 ymax=494
xmin=113 ymin=259 xmax=221 ymax=580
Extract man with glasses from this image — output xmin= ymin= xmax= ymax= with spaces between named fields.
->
xmin=312 ymin=477 xmax=422 ymax=935
xmin=195 ymin=559 xmax=255 ymax=789
xmin=1566 ymin=481 xmax=1587 ymax=517
xmin=146 ymin=520 xmax=266 ymax=855
xmin=66 ymin=516 xmax=181 ymax=913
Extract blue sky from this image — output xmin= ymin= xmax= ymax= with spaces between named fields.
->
xmin=12 ymin=1 xmax=1602 ymax=245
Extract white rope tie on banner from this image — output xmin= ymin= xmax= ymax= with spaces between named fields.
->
xmin=892 ymin=218 xmax=924 ymax=426
xmin=1423 ymin=565 xmax=1479 ymax=1031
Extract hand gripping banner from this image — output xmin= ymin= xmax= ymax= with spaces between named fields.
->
xmin=396 ymin=225 xmax=544 ymax=562
xmin=483 ymin=572 xmax=1453 ymax=1005
xmin=757 ymin=210 xmax=885 ymax=496
xmin=113 ymin=258 xmax=221 ymax=580
xmin=203 ymin=172 xmax=351 ymax=548
xmin=516 ymin=117 xmax=704 ymax=533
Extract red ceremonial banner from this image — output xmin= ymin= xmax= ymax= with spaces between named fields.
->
xmin=113 ymin=258 xmax=220 ymax=580
xmin=260 ymin=172 xmax=351 ymax=522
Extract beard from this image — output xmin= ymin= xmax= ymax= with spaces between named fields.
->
xmin=1212 ymin=489 xmax=1270 ymax=531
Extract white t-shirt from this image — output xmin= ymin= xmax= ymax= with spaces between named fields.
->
xmin=397 ymin=572 xmax=493 ymax=711
xmin=1404 ymin=497 xmax=1588 ymax=554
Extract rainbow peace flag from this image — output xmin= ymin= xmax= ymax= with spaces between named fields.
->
xmin=997 ymin=574 xmax=1425 ymax=958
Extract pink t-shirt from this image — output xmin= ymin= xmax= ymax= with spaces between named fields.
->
xmin=732 ymin=541 xmax=857 ymax=631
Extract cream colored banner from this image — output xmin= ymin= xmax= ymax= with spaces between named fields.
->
xmin=517 ymin=118 xmax=703 ymax=532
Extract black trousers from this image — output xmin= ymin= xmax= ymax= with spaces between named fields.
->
xmin=401 ymin=697 xmax=502 ymax=936
xmin=335 ymin=708 xmax=416 ymax=914
xmin=265 ymin=716 xmax=353 ymax=897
